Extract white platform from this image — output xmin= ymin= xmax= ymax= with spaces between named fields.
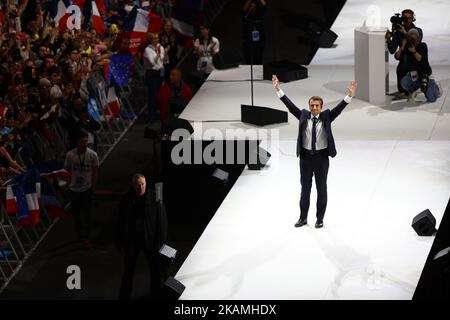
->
xmin=311 ymin=0 xmax=450 ymax=66
xmin=175 ymin=140 xmax=450 ymax=299
xmin=180 ymin=65 xmax=450 ymax=140
xmin=175 ymin=64 xmax=450 ymax=299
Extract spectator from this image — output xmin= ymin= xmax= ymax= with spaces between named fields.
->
xmin=48 ymin=65 xmax=63 ymax=99
xmin=116 ymin=173 xmax=168 ymax=300
xmin=159 ymin=19 xmax=179 ymax=81
xmin=144 ymin=33 xmax=165 ymax=122
xmin=0 ymin=137 xmax=25 ymax=175
xmin=63 ymin=129 xmax=99 ymax=250
xmin=193 ymin=24 xmax=220 ymax=75
xmin=396 ymin=29 xmax=442 ymax=102
xmin=157 ymin=68 xmax=192 ymax=122
xmin=242 ymin=0 xmax=267 ymax=65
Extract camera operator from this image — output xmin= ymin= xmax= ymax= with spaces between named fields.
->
xmin=395 ymin=29 xmax=441 ymax=102
xmin=386 ymin=9 xmax=423 ymax=95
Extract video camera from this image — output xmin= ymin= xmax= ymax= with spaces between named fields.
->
xmin=390 ymin=13 xmax=406 ymax=32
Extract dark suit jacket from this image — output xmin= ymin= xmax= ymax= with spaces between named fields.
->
xmin=280 ymin=95 xmax=349 ymax=158
xmin=116 ymin=188 xmax=168 ymax=254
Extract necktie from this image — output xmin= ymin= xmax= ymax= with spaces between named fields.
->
xmin=311 ymin=117 xmax=318 ymax=151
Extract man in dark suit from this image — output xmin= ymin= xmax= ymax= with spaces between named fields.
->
xmin=272 ymin=75 xmax=357 ymax=228
xmin=116 ymin=174 xmax=168 ymax=299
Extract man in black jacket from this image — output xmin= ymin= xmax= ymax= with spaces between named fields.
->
xmin=385 ymin=9 xmax=423 ymax=95
xmin=272 ymin=75 xmax=356 ymax=229
xmin=116 ymin=174 xmax=168 ymax=300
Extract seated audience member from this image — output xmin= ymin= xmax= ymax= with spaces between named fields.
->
xmin=157 ymin=68 xmax=192 ymax=121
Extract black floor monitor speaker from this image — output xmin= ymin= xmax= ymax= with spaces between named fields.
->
xmin=263 ymin=60 xmax=308 ymax=82
xmin=161 ymin=276 xmax=185 ymax=300
xmin=412 ymin=209 xmax=437 ymax=236
xmin=315 ymin=29 xmax=338 ymax=48
xmin=241 ymin=104 xmax=288 ymax=126
xmin=213 ymin=49 xmax=241 ymax=70
xmin=161 ymin=118 xmax=194 ymax=136
xmin=247 ymin=146 xmax=271 ymax=170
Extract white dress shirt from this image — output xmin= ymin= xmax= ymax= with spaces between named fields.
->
xmin=276 ymin=89 xmax=352 ymax=150
xmin=144 ymin=44 xmax=165 ymax=71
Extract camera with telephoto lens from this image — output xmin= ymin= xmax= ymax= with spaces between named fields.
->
xmin=390 ymin=13 xmax=406 ymax=32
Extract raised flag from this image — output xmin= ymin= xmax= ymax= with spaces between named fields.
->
xmin=6 ymin=169 xmax=42 ymax=226
xmin=50 ymin=0 xmax=71 ymax=33
xmin=114 ymin=5 xmax=149 ymax=54
xmin=106 ymin=75 xmax=121 ymax=117
xmin=170 ymin=0 xmax=202 ymax=37
xmin=107 ymin=53 xmax=133 ymax=85
xmin=83 ymin=0 xmax=106 ymax=36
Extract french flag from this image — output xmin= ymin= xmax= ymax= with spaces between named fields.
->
xmin=106 ymin=76 xmax=121 ymax=117
xmin=51 ymin=0 xmax=71 ymax=33
xmin=40 ymin=178 xmax=68 ymax=218
xmin=6 ymin=169 xmax=42 ymax=226
xmin=170 ymin=0 xmax=202 ymax=37
xmin=83 ymin=0 xmax=106 ymax=36
xmin=114 ymin=5 xmax=149 ymax=54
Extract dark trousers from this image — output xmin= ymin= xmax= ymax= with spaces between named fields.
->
xmin=119 ymin=234 xmax=162 ymax=300
xmin=70 ymin=188 xmax=93 ymax=240
xmin=396 ymin=62 xmax=409 ymax=93
xmin=299 ymin=150 xmax=329 ymax=222
xmin=145 ymin=70 xmax=163 ymax=122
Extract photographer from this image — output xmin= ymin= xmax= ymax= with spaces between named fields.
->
xmin=395 ymin=29 xmax=441 ymax=102
xmin=386 ymin=9 xmax=423 ymax=95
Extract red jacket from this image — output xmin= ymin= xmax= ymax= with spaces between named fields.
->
xmin=157 ymin=82 xmax=193 ymax=122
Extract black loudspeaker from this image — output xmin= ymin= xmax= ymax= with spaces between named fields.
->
xmin=161 ymin=118 xmax=194 ymax=136
xmin=247 ymin=146 xmax=271 ymax=170
xmin=241 ymin=104 xmax=288 ymax=126
xmin=412 ymin=209 xmax=437 ymax=236
xmin=213 ymin=49 xmax=241 ymax=70
xmin=314 ymin=29 xmax=338 ymax=48
xmin=161 ymin=276 xmax=185 ymax=300
xmin=263 ymin=60 xmax=308 ymax=82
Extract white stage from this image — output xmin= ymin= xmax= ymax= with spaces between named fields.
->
xmin=174 ymin=64 xmax=450 ymax=299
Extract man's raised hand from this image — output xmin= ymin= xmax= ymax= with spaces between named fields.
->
xmin=347 ymin=80 xmax=357 ymax=97
xmin=272 ymin=74 xmax=280 ymax=92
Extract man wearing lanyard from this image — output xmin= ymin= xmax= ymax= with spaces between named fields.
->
xmin=272 ymin=75 xmax=357 ymax=229
xmin=64 ymin=129 xmax=99 ymax=249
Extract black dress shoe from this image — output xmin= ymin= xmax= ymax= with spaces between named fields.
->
xmin=315 ymin=221 xmax=324 ymax=229
xmin=295 ymin=219 xmax=307 ymax=228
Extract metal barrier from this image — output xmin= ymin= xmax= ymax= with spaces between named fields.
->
xmin=0 ymin=55 xmax=149 ymax=293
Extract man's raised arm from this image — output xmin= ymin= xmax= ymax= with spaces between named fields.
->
xmin=272 ymin=74 xmax=302 ymax=119
xmin=330 ymin=80 xmax=357 ymax=122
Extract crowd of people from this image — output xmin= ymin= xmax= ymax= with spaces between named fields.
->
xmin=0 ymin=0 xmax=222 ymax=299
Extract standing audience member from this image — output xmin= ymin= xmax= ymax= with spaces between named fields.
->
xmin=159 ymin=19 xmax=179 ymax=81
xmin=144 ymin=33 xmax=165 ymax=122
xmin=64 ymin=129 xmax=99 ymax=250
xmin=242 ymin=0 xmax=267 ymax=65
xmin=193 ymin=25 xmax=220 ymax=75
